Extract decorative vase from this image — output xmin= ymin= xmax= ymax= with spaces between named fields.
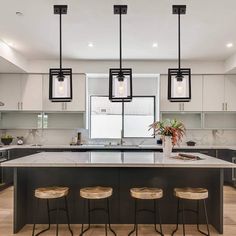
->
xmin=163 ymin=136 xmax=173 ymax=157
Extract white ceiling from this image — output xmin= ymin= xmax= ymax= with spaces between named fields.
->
xmin=1 ymin=0 xmax=236 ymax=61
xmin=0 ymin=57 xmax=25 ymax=73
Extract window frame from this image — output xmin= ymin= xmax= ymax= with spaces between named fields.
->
xmin=89 ymin=95 xmax=156 ymax=139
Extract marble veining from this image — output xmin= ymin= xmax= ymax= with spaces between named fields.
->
xmin=1 ymin=151 xmax=235 ymax=168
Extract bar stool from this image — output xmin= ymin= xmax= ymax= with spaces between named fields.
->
xmin=128 ymin=187 xmax=164 ymax=236
xmin=172 ymin=187 xmax=210 ymax=236
xmin=79 ymin=186 xmax=116 ymax=236
xmin=32 ymin=186 xmax=73 ymax=236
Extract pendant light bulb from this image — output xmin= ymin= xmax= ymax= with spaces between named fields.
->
xmin=176 ymin=81 xmax=184 ymax=95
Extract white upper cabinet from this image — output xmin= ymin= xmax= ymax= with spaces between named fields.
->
xmin=224 ymin=75 xmax=236 ymax=111
xmin=183 ymin=75 xmax=203 ymax=111
xmin=160 ymin=75 xmax=202 ymax=112
xmin=43 ymin=75 xmax=62 ymax=111
xmin=43 ymin=74 xmax=86 ymax=112
xmin=203 ymin=75 xmax=225 ymax=111
xmin=21 ymin=75 xmax=43 ymax=111
xmin=160 ymin=75 xmax=180 ymax=111
xmin=0 ymin=75 xmax=21 ymax=110
xmin=66 ymin=74 xmax=86 ymax=111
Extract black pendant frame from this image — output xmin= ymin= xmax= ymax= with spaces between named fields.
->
xmin=49 ymin=5 xmax=73 ymax=102
xmin=49 ymin=68 xmax=72 ymax=102
xmin=109 ymin=68 xmax=133 ymax=102
xmin=168 ymin=5 xmax=191 ymax=102
xmin=168 ymin=68 xmax=191 ymax=102
xmin=109 ymin=5 xmax=133 ymax=102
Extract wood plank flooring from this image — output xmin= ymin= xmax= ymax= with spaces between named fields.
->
xmin=0 ymin=186 xmax=236 ymax=235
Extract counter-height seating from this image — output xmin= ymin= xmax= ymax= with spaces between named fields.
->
xmin=128 ymin=187 xmax=164 ymax=236
xmin=32 ymin=186 xmax=73 ymax=236
xmin=79 ymin=186 xmax=116 ymax=236
xmin=172 ymin=187 xmax=210 ymax=236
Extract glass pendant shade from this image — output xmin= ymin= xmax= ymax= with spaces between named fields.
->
xmin=168 ymin=68 xmax=191 ymax=102
xmin=109 ymin=68 xmax=132 ymax=102
xmin=49 ymin=68 xmax=72 ymax=102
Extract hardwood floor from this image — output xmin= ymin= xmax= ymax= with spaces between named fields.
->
xmin=0 ymin=186 xmax=236 ymax=235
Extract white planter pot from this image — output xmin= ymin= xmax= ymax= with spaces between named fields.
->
xmin=163 ymin=136 xmax=173 ymax=157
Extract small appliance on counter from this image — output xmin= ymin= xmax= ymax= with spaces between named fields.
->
xmin=17 ymin=136 xmax=24 ymax=145
xmin=186 ymin=140 xmax=196 ymax=146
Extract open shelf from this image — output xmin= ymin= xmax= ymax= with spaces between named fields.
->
xmin=161 ymin=112 xmax=202 ymax=129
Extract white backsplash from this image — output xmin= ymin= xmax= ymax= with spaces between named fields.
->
xmin=1 ymin=128 xmax=236 ymax=146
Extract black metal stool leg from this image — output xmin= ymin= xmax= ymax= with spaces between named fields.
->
xmin=182 ymin=200 xmax=186 ymax=236
xmin=197 ymin=200 xmax=210 ymax=236
xmin=32 ymin=199 xmax=52 ymax=236
xmin=107 ymin=198 xmax=117 ymax=235
xmin=154 ymin=200 xmax=164 ymax=236
xmin=64 ymin=196 xmax=73 ymax=235
xmin=171 ymin=199 xmax=180 ymax=236
xmin=55 ymin=200 xmax=59 ymax=236
xmin=80 ymin=199 xmax=91 ymax=236
xmin=32 ymin=198 xmax=39 ymax=236
xmin=128 ymin=199 xmax=138 ymax=236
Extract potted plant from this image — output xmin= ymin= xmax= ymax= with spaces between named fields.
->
xmin=149 ymin=119 xmax=185 ymax=157
xmin=1 ymin=134 xmax=13 ymax=145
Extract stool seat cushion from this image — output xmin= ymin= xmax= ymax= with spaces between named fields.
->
xmin=174 ymin=187 xmax=208 ymax=200
xmin=80 ymin=186 xmax=113 ymax=199
xmin=35 ymin=186 xmax=69 ymax=199
xmin=130 ymin=187 xmax=163 ymax=200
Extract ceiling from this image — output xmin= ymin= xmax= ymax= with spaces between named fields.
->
xmin=0 ymin=0 xmax=236 ymax=61
xmin=0 ymin=57 xmax=25 ymax=73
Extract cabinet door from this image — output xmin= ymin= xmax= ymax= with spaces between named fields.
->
xmin=160 ymin=75 xmax=180 ymax=112
xmin=0 ymin=75 xmax=21 ymax=110
xmin=183 ymin=75 xmax=203 ymax=111
xmin=66 ymin=74 xmax=86 ymax=111
xmin=203 ymin=75 xmax=225 ymax=111
xmin=42 ymin=75 xmax=63 ymax=111
xmin=224 ymin=75 xmax=236 ymax=111
xmin=21 ymin=75 xmax=43 ymax=111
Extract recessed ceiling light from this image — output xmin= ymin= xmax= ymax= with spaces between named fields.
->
xmin=152 ymin=42 xmax=158 ymax=48
xmin=16 ymin=11 xmax=23 ymax=16
xmin=226 ymin=43 xmax=233 ymax=48
xmin=88 ymin=42 xmax=94 ymax=47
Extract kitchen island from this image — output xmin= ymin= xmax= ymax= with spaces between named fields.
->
xmin=1 ymin=151 xmax=236 ymax=234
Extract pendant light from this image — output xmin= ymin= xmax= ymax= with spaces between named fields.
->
xmin=109 ymin=5 xmax=132 ymax=102
xmin=168 ymin=5 xmax=191 ymax=102
xmin=49 ymin=5 xmax=72 ymax=102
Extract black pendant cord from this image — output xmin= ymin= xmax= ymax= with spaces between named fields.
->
xmin=59 ymin=9 xmax=62 ymax=72
xmin=119 ymin=11 xmax=122 ymax=71
xmin=178 ymin=11 xmax=181 ymax=70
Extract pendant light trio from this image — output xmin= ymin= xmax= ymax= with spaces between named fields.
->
xmin=49 ymin=4 xmax=191 ymax=103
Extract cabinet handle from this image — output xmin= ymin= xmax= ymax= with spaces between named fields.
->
xmin=222 ymin=103 xmax=225 ymax=111
xmin=225 ymin=102 xmax=228 ymax=111
xmin=179 ymin=103 xmax=181 ymax=111
xmin=21 ymin=102 xmax=23 ymax=110
xmin=62 ymin=103 xmax=64 ymax=110
xmin=17 ymin=102 xmax=20 ymax=110
xmin=232 ymin=157 xmax=236 ymax=181
xmin=182 ymin=103 xmax=184 ymax=111
xmin=65 ymin=102 xmax=67 ymax=110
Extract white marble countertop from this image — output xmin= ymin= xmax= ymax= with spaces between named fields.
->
xmin=0 ymin=144 xmax=236 ymax=151
xmin=1 ymin=151 xmax=235 ymax=168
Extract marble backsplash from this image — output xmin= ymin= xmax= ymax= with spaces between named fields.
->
xmin=0 ymin=128 xmax=236 ymax=146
